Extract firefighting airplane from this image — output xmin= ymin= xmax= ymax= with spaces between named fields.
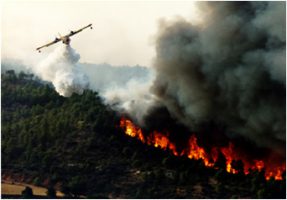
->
xmin=36 ymin=24 xmax=92 ymax=52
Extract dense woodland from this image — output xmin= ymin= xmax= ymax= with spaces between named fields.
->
xmin=1 ymin=70 xmax=286 ymax=199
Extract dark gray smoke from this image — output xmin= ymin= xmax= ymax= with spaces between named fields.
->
xmin=148 ymin=2 xmax=285 ymax=155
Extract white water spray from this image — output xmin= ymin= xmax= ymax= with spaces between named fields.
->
xmin=35 ymin=45 xmax=89 ymax=97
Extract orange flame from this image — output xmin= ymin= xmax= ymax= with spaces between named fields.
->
xmin=255 ymin=160 xmax=264 ymax=171
xmin=120 ymin=118 xmax=145 ymax=143
xmin=221 ymin=143 xmax=236 ymax=174
xmin=187 ymin=135 xmax=213 ymax=167
xmin=119 ymin=117 xmax=285 ymax=181
xmin=148 ymin=131 xmax=178 ymax=156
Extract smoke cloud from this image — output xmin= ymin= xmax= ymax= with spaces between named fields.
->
xmin=145 ymin=2 xmax=285 ymax=155
xmin=3 ymin=2 xmax=284 ymax=159
xmin=34 ymin=45 xmax=89 ymax=97
xmin=33 ymin=44 xmax=154 ymax=123
xmin=103 ymin=72 xmax=156 ymax=125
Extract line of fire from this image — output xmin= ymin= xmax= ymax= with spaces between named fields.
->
xmin=119 ymin=117 xmax=285 ymax=181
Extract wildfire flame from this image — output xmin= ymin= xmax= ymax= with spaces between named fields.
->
xmin=119 ymin=117 xmax=285 ymax=181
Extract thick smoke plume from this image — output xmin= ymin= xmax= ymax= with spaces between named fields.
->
xmin=34 ymin=45 xmax=89 ymax=97
xmin=145 ymin=2 xmax=286 ymax=155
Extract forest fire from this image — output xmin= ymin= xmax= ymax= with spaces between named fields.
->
xmin=120 ymin=117 xmax=285 ymax=181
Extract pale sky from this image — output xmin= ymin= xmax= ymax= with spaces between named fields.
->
xmin=2 ymin=0 xmax=202 ymax=67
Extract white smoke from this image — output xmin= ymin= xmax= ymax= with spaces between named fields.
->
xmin=34 ymin=45 xmax=89 ymax=97
xmin=103 ymin=71 xmax=156 ymax=125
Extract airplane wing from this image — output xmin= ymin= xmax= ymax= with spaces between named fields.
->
xmin=64 ymin=24 xmax=92 ymax=38
xmin=36 ymin=24 xmax=92 ymax=52
xmin=36 ymin=38 xmax=60 ymax=52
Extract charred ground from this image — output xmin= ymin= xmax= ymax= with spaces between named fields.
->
xmin=1 ymin=70 xmax=286 ymax=198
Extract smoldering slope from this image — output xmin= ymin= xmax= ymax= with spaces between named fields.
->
xmin=143 ymin=2 xmax=285 ymax=156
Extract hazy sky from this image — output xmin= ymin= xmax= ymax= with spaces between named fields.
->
xmin=2 ymin=0 xmax=202 ymax=67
